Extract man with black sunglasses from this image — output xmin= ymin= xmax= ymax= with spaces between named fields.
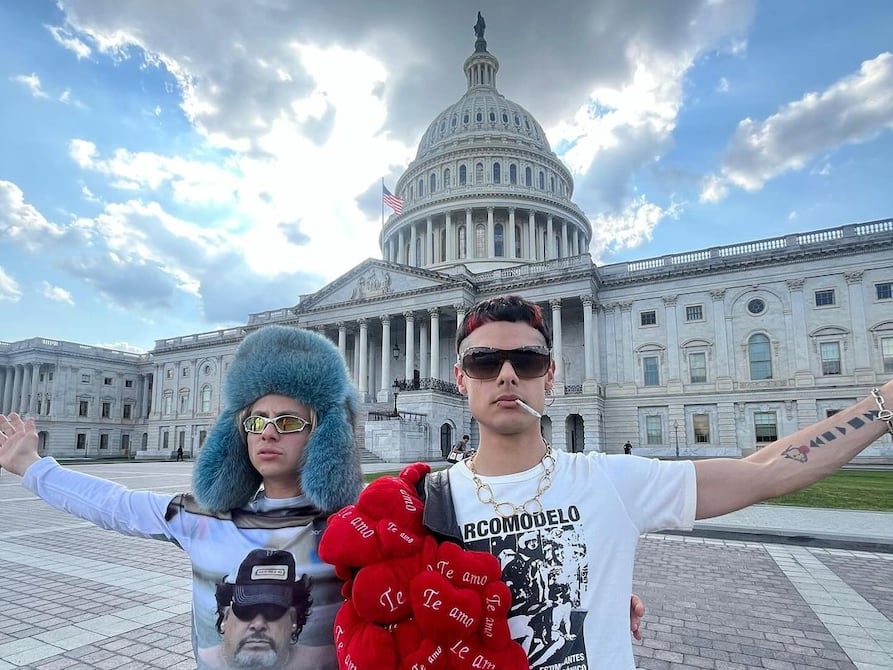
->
xmin=417 ymin=294 xmax=893 ymax=670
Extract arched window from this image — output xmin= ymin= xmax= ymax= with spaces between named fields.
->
xmin=489 ymin=111 xmax=495 ymax=122
xmin=553 ymin=233 xmax=561 ymax=258
xmin=525 ymin=166 xmax=532 ymax=187
xmin=457 ymin=226 xmax=467 ymax=259
xmin=515 ymin=224 xmax=523 ymax=257
xmin=409 ymin=184 xmax=414 ymax=199
xmin=550 ymin=176 xmax=555 ymax=192
xmin=474 ymin=224 xmax=486 ymax=258
xmin=439 ymin=229 xmax=446 ymax=262
xmin=494 ymin=223 xmax=504 ymax=257
xmin=418 ymin=178 xmax=424 ymax=197
xmin=509 ymin=164 xmax=517 ymax=184
xmin=475 ymin=162 xmax=484 ymax=184
xmin=459 ymin=165 xmax=467 ymax=186
xmin=493 ymin=162 xmax=501 ymax=184
xmin=538 ymin=171 xmax=545 ymax=190
xmin=415 ymin=238 xmax=422 ymax=266
xmin=443 ymin=167 xmax=451 ymax=188
xmin=429 ymin=173 xmax=436 ymax=194
xmin=201 ymin=385 xmax=212 ymax=413
xmin=748 ymin=334 xmax=772 ymax=380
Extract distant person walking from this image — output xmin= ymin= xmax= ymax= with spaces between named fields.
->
xmin=448 ymin=434 xmax=471 ymax=462
xmin=623 ymin=441 xmax=632 ymax=455
xmin=176 ymin=445 xmax=184 ymax=461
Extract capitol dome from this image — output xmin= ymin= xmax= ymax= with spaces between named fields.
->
xmin=380 ymin=16 xmax=591 ymax=275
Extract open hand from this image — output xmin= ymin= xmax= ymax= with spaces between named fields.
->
xmin=0 ymin=413 xmax=41 ymax=476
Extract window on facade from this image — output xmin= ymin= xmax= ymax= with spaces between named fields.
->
xmin=121 ymin=434 xmax=130 ymax=452
xmin=693 ymin=414 xmax=710 ymax=443
xmin=201 ymin=385 xmax=212 ymax=413
xmin=474 ymin=224 xmax=486 ymax=258
xmin=163 ymin=432 xmax=169 ymax=449
xmin=515 ymin=225 xmax=523 ymax=257
xmin=415 ymin=238 xmax=422 ymax=266
xmin=81 ymin=374 xmax=91 ymax=383
xmin=125 ymin=379 xmax=133 ymax=388
xmin=493 ymin=162 xmax=501 ymax=184
xmin=39 ymin=373 xmax=45 ymax=382
xmin=46 ymin=398 xmax=51 ymax=414
xmin=640 ymin=311 xmax=657 ymax=326
xmin=459 ymin=165 xmax=467 ymax=185
xmin=179 ymin=393 xmax=190 ymax=413
xmin=689 ymin=352 xmax=707 ymax=383
xmin=747 ymin=298 xmax=765 ymax=315
xmin=814 ymin=289 xmax=835 ymax=306
xmin=494 ymin=223 xmax=504 ymax=257
xmin=877 ymin=282 xmax=892 ymax=300
xmin=166 ymin=369 xmax=173 ymax=379
xmin=37 ymin=398 xmax=42 ymax=414
xmin=101 ymin=402 xmax=111 ymax=418
xmin=440 ymin=229 xmax=446 ymax=262
xmin=458 ymin=226 xmax=467 ymax=259
xmin=883 ymin=337 xmax=893 ymax=373
xmin=550 ymin=176 xmax=555 ymax=192
xmin=748 ymin=333 xmax=772 ymax=380
xmin=428 ymin=173 xmax=435 ymax=194
xmin=418 ymin=178 xmax=424 ymax=197
xmin=525 ymin=166 xmax=532 ymax=186
xmin=538 ymin=171 xmax=545 ymax=189
xmin=645 ymin=416 xmax=662 ymax=444
xmin=123 ymin=404 xmax=132 ymax=419
xmin=443 ymin=168 xmax=451 ymax=188
xmin=179 ymin=431 xmax=186 ymax=449
xmin=163 ymin=394 xmax=172 ymax=415
xmin=76 ymin=433 xmax=86 ymax=449
xmin=826 ymin=409 xmax=840 ymax=418
xmin=754 ymin=412 xmax=777 ymax=444
xmin=79 ymin=400 xmax=88 ymax=417
xmin=509 ymin=164 xmax=517 ymax=184
xmin=643 ymin=357 xmax=659 ymax=386
xmin=820 ymin=341 xmax=841 ymax=375
xmin=199 ymin=430 xmax=207 ymax=448
xmin=685 ymin=305 xmax=703 ymax=321
xmin=475 ymin=162 xmax=484 ymax=184
xmin=100 ymin=434 xmax=109 ymax=449
xmin=104 ymin=377 xmax=112 ymax=385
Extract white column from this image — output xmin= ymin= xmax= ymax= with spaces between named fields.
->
xmin=528 ymin=210 xmax=536 ymax=260
xmin=620 ymin=302 xmax=634 ymax=384
xmin=550 ymin=298 xmax=564 ymax=391
xmin=357 ymin=319 xmax=368 ymax=399
xmin=426 ymin=216 xmax=433 ymax=266
xmin=546 ymin=215 xmax=554 ymax=259
xmin=785 ymin=280 xmax=808 ymax=372
xmin=419 ymin=319 xmax=429 ymax=378
xmin=380 ymin=315 xmax=392 ymax=393
xmin=404 ymin=312 xmax=415 ymax=380
xmin=508 ymin=208 xmax=516 ymax=259
xmin=337 ymin=322 xmax=347 ymax=360
xmin=20 ymin=364 xmax=32 ymax=415
xmin=410 ymin=223 xmax=417 ymax=266
xmin=397 ymin=229 xmax=406 ymax=264
xmin=486 ymin=207 xmax=494 ymax=257
xmin=582 ymin=296 xmax=594 ymax=382
xmin=29 ymin=363 xmax=40 ymax=413
xmin=429 ymin=307 xmax=440 ymax=380
xmin=560 ymin=221 xmax=568 ymax=259
xmin=845 ymin=272 xmax=870 ymax=370
xmin=11 ymin=365 xmax=23 ymax=413
xmin=711 ymin=290 xmax=730 ymax=378
xmin=663 ymin=295 xmax=679 ymax=381
xmin=141 ymin=374 xmax=151 ymax=419
xmin=446 ymin=211 xmax=454 ymax=261
xmin=0 ymin=367 xmax=8 ymax=413
xmin=464 ymin=209 xmax=472 ymax=259
xmin=455 ymin=303 xmax=467 ymax=333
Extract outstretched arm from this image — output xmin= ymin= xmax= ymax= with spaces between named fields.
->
xmin=695 ymin=379 xmax=893 ymax=520
xmin=0 ymin=413 xmax=41 ymax=475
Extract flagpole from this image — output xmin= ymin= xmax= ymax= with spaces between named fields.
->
xmin=381 ymin=177 xmax=385 ymax=231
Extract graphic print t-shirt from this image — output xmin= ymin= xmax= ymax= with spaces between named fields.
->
xmin=448 ymin=450 xmax=696 ymax=670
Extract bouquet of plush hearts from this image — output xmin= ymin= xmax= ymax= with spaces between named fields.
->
xmin=318 ymin=463 xmax=529 ymax=670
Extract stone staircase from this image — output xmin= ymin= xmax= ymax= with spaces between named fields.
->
xmin=355 ymin=400 xmax=393 ymax=464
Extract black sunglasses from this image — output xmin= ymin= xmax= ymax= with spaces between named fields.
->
xmin=231 ymin=603 xmax=289 ymax=622
xmin=459 ymin=346 xmax=551 ymax=380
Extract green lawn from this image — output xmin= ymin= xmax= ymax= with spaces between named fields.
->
xmin=764 ymin=470 xmax=893 ymax=511
xmin=366 ymin=468 xmax=893 ymax=512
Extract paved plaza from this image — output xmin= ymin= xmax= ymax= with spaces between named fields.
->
xmin=1 ymin=461 xmax=891 ymax=669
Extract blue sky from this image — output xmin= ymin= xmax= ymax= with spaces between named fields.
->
xmin=1 ymin=0 xmax=891 ymax=352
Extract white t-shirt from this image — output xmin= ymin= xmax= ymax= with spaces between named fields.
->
xmin=448 ymin=450 xmax=696 ymax=670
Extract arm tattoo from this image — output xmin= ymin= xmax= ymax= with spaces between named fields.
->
xmin=780 ymin=409 xmax=879 ymax=463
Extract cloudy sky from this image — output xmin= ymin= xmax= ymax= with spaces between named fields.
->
xmin=1 ymin=1 xmax=891 ymax=352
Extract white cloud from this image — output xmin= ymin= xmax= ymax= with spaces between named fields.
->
xmin=0 ymin=267 xmax=22 ymax=303
xmin=716 ymin=77 xmax=730 ymax=93
xmin=588 ymin=196 xmax=681 ymax=261
xmin=46 ymin=24 xmax=92 ymax=59
xmin=94 ymin=341 xmax=147 ymax=354
xmin=703 ymin=52 xmax=893 ymax=201
xmin=0 ymin=180 xmax=66 ymax=250
xmin=11 ymin=73 xmax=48 ymax=99
xmin=41 ymin=282 xmax=75 ymax=305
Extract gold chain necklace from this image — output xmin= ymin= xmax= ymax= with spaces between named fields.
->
xmin=466 ymin=443 xmax=556 ymax=519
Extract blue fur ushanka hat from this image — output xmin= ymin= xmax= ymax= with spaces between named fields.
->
xmin=193 ymin=325 xmax=363 ymax=513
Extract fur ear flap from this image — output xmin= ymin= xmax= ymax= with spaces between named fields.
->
xmin=302 ymin=400 xmax=364 ymax=513
xmin=193 ymin=410 xmax=261 ymax=511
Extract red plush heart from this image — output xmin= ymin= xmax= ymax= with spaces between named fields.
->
xmin=318 ymin=505 xmax=384 ymax=567
xmin=410 ymin=571 xmax=482 ymax=643
xmin=342 ymin=622 xmax=399 ymax=670
xmin=391 ymin=618 xmax=425 ymax=659
xmin=399 ymin=637 xmax=449 ymax=670
xmin=352 ymin=552 xmax=428 ymax=624
xmin=377 ymin=518 xmax=424 ymax=558
xmin=478 ymin=580 xmax=513 ymax=650
xmin=398 ymin=462 xmax=431 ymax=487
xmin=446 ymin=635 xmax=529 ymax=670
xmin=357 ymin=476 xmax=425 ymax=535
xmin=434 ymin=541 xmax=503 ymax=591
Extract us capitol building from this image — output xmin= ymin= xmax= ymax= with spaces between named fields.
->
xmin=2 ymin=21 xmax=892 ymax=463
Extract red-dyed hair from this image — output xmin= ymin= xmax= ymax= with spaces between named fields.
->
xmin=456 ymin=295 xmax=552 ymax=353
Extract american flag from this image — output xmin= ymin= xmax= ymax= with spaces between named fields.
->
xmin=382 ymin=184 xmax=404 ymax=215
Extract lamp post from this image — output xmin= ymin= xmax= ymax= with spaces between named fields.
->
xmin=392 ymin=379 xmax=400 ymax=417
xmin=673 ymin=420 xmax=679 ymax=458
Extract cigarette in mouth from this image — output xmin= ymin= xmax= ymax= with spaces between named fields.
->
xmin=515 ymin=398 xmax=542 ymax=419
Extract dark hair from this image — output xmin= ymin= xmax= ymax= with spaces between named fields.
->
xmin=462 ymin=434 xmax=470 ymax=441
xmin=456 ymin=295 xmax=552 ymax=353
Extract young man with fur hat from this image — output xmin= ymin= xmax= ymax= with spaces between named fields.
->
xmin=416 ymin=294 xmax=893 ymax=670
xmin=0 ymin=325 xmax=363 ymax=669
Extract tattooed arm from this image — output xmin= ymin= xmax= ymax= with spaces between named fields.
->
xmin=693 ymin=378 xmax=893 ymax=520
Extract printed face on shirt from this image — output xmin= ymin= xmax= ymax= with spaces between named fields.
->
xmin=220 ymin=604 xmax=297 ymax=667
xmin=246 ymin=394 xmax=312 ymax=494
xmin=454 ymin=321 xmax=554 ymax=436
